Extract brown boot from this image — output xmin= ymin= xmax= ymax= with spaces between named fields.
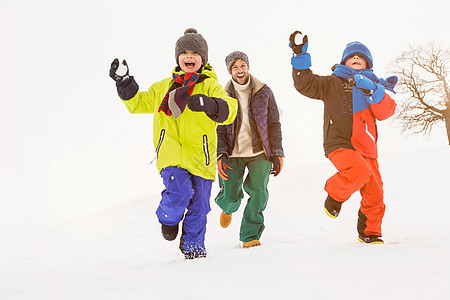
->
xmin=220 ymin=211 xmax=232 ymax=228
xmin=243 ymin=240 xmax=261 ymax=248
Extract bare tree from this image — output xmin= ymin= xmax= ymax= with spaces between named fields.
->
xmin=391 ymin=41 xmax=450 ymax=145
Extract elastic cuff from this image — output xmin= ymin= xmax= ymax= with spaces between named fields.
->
xmin=117 ymin=76 xmax=139 ymax=100
xmin=291 ymin=53 xmax=312 ymax=69
xmin=271 ymin=149 xmax=284 ymax=157
xmin=207 ymin=97 xmax=229 ymax=123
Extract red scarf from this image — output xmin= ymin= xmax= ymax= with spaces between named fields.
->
xmin=158 ymin=72 xmax=200 ymax=119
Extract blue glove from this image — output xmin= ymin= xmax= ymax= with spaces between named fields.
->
xmin=354 ymin=74 xmax=375 ymax=92
xmin=353 ymin=74 xmax=385 ymax=104
xmin=289 ymin=30 xmax=312 ymax=69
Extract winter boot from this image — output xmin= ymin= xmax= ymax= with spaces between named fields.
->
xmin=243 ymin=240 xmax=261 ymax=248
xmin=324 ymin=195 xmax=342 ymax=218
xmin=358 ymin=234 xmax=384 ymax=244
xmin=161 ymin=223 xmax=179 ymax=241
xmin=220 ymin=211 xmax=232 ymax=228
xmin=179 ymin=228 xmax=207 ymax=259
xmin=183 ymin=251 xmax=207 ymax=260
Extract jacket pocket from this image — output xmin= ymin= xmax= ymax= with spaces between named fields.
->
xmin=156 ymin=129 xmax=165 ymax=158
xmin=203 ymin=135 xmax=210 ymax=166
xmin=363 ymin=121 xmax=377 ymax=143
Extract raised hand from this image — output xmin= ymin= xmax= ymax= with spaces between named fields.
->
xmin=109 ymin=58 xmax=130 ymax=83
xmin=289 ymin=31 xmax=308 ymax=54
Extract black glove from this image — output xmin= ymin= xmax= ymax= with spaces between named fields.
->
xmin=270 ymin=156 xmax=283 ymax=177
xmin=217 ymin=154 xmax=233 ymax=180
xmin=109 ymin=58 xmax=130 ymax=83
xmin=109 ymin=58 xmax=139 ymax=100
xmin=289 ymin=31 xmax=309 ymax=55
xmin=187 ymin=94 xmax=218 ymax=115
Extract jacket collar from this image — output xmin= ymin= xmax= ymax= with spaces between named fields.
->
xmin=225 ymin=75 xmax=265 ymax=97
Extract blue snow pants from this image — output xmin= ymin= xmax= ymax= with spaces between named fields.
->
xmin=156 ymin=167 xmax=212 ymax=255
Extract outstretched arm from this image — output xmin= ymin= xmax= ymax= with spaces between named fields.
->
xmin=289 ymin=31 xmax=333 ymax=100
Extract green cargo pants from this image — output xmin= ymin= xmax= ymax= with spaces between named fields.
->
xmin=215 ymin=154 xmax=272 ymax=242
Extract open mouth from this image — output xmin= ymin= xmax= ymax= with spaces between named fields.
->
xmin=184 ymin=62 xmax=196 ymax=68
xmin=351 ymin=61 xmax=363 ymax=67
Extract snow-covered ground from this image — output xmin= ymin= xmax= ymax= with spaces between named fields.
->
xmin=3 ymin=0 xmax=450 ymax=299
xmin=1 ymin=146 xmax=448 ymax=299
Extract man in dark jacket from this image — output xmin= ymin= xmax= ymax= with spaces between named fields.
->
xmin=215 ymin=51 xmax=284 ymax=248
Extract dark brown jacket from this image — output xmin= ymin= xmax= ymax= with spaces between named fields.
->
xmin=292 ymin=68 xmax=396 ymax=158
xmin=217 ymin=75 xmax=284 ymax=158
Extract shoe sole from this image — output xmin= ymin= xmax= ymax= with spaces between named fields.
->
xmin=243 ymin=240 xmax=261 ymax=248
xmin=358 ymin=237 xmax=384 ymax=244
xmin=324 ymin=207 xmax=338 ymax=218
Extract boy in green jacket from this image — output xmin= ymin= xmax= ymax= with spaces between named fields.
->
xmin=109 ymin=28 xmax=237 ymax=259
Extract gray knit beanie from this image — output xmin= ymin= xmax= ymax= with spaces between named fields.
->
xmin=175 ymin=28 xmax=208 ymax=65
xmin=225 ymin=51 xmax=250 ymax=73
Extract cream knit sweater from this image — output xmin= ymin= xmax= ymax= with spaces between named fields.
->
xmin=230 ymin=78 xmax=265 ymax=158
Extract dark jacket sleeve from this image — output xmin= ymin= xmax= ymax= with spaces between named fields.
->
xmin=267 ymin=87 xmax=284 ymax=157
xmin=292 ymin=68 xmax=333 ymax=100
xmin=207 ymin=98 xmax=230 ymax=123
xmin=117 ymin=76 xmax=139 ymax=100
xmin=216 ymin=125 xmax=229 ymax=156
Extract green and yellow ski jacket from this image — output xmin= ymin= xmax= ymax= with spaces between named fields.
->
xmin=121 ymin=64 xmax=237 ymax=180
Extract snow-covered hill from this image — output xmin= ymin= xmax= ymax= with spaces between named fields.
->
xmin=1 ymin=147 xmax=449 ymax=300
xmin=3 ymin=1 xmax=450 ymax=298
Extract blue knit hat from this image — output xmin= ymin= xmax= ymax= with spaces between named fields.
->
xmin=340 ymin=41 xmax=373 ymax=69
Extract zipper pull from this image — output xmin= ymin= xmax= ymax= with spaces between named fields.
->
xmin=148 ymin=154 xmax=157 ymax=165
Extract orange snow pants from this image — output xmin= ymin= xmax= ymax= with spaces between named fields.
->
xmin=325 ymin=148 xmax=385 ymax=237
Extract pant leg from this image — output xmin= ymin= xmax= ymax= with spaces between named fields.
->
xmin=214 ymin=157 xmax=246 ymax=214
xmin=156 ymin=167 xmax=194 ymax=226
xmin=357 ymin=157 xmax=385 ymax=237
xmin=325 ymin=148 xmax=372 ymax=202
xmin=240 ymin=154 xmax=273 ymax=242
xmin=181 ymin=175 xmax=212 ymax=255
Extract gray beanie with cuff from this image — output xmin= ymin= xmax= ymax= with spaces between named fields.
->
xmin=225 ymin=51 xmax=250 ymax=73
xmin=175 ymin=28 xmax=208 ymax=66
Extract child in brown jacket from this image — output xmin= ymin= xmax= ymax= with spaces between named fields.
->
xmin=289 ymin=31 xmax=397 ymax=244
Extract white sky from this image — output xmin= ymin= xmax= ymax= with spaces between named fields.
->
xmin=1 ymin=0 xmax=449 ymax=238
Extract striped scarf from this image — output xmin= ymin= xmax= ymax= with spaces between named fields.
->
xmin=158 ymin=72 xmax=200 ymax=119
